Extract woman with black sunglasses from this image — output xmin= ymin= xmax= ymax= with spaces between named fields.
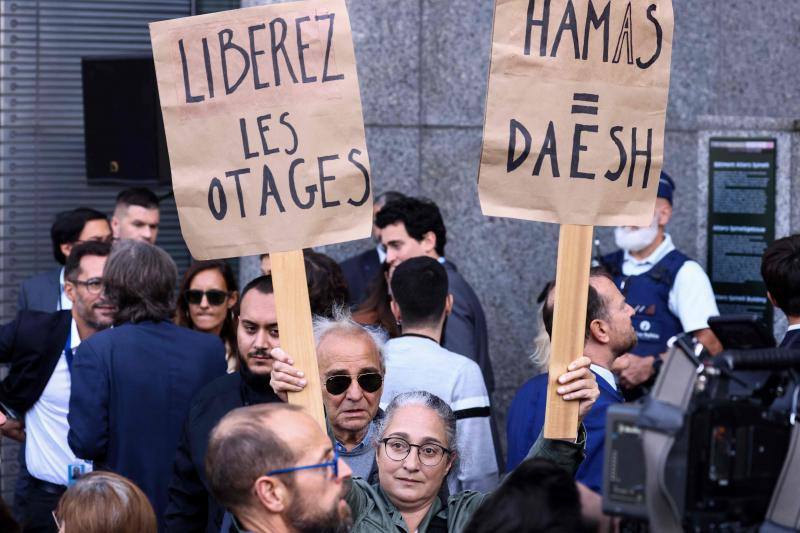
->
xmin=175 ymin=261 xmax=239 ymax=371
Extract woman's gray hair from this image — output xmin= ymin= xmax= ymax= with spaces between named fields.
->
xmin=312 ymin=305 xmax=387 ymax=368
xmin=374 ymin=391 xmax=459 ymax=458
xmin=104 ymin=240 xmax=177 ymax=324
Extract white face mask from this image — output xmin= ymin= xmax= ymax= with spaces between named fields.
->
xmin=614 ymin=215 xmax=659 ymax=253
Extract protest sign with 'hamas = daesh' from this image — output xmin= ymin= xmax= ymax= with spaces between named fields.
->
xmin=150 ymin=0 xmax=372 ymax=260
xmin=478 ymin=0 xmax=674 ymax=227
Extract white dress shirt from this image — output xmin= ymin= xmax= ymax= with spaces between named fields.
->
xmin=57 ymin=267 xmax=72 ymax=311
xmin=590 ymin=364 xmax=617 ymax=391
xmin=621 ymin=234 xmax=719 ymax=332
xmin=25 ymin=318 xmax=92 ymax=485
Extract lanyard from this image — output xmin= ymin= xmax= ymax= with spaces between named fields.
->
xmin=64 ymin=327 xmax=74 ymax=373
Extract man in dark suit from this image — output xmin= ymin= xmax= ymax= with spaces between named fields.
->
xmin=761 ymin=234 xmax=800 ymax=348
xmin=375 ymin=196 xmax=494 ymax=394
xmin=339 ymin=191 xmax=405 ymax=306
xmin=165 ymin=275 xmax=281 ymax=533
xmin=506 ymin=269 xmax=635 ymax=493
xmin=0 ymin=241 xmax=113 ymax=532
xmin=68 ymin=240 xmax=226 ymax=530
xmin=17 ymin=208 xmax=111 ymax=312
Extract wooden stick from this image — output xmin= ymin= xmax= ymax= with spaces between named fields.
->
xmin=543 ymin=224 xmax=594 ymax=440
xmin=270 ymin=250 xmax=327 ymax=429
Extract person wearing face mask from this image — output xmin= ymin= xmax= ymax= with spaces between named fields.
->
xmin=601 ymin=171 xmax=722 ymax=399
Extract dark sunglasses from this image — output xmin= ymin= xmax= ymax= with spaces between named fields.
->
xmin=184 ymin=289 xmax=228 ymax=306
xmin=325 ymin=373 xmax=383 ymax=395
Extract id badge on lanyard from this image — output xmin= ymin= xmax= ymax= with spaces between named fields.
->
xmin=63 ymin=328 xmax=91 ymax=484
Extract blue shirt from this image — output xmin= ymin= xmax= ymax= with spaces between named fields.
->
xmin=335 ymin=420 xmax=377 ymax=480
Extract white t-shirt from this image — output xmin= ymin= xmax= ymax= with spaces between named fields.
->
xmin=621 ymin=234 xmax=719 ymax=333
xmin=25 ymin=318 xmax=92 ymax=485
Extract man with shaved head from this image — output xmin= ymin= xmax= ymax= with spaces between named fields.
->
xmin=205 ymin=404 xmax=352 ymax=533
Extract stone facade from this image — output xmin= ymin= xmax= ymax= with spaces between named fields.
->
xmin=240 ymin=0 xmax=800 ymax=455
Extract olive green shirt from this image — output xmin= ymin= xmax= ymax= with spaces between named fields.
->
xmin=346 ymin=428 xmax=586 ymax=533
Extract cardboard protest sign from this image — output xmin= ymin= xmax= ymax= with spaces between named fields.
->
xmin=150 ymin=0 xmax=372 ymax=260
xmin=478 ymin=0 xmax=674 ymax=227
xmin=478 ymin=0 xmax=674 ymax=439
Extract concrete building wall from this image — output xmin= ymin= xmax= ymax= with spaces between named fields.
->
xmin=0 ymin=2 xmax=795 ymax=508
xmin=246 ymin=0 xmax=800 ymax=452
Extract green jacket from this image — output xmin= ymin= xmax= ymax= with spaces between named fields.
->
xmin=346 ymin=428 xmax=586 ymax=533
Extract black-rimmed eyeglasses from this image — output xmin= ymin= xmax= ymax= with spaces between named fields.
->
xmin=266 ymin=447 xmax=339 ymax=478
xmin=381 ymin=437 xmax=451 ymax=467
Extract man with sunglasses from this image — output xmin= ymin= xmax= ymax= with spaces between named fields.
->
xmin=206 ymin=403 xmax=353 ymax=533
xmin=166 ymin=275 xmax=282 ymax=533
xmin=270 ymin=309 xmax=387 ymax=483
xmin=0 ymin=241 xmax=113 ymax=532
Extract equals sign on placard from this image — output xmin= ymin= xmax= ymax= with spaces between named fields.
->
xmin=571 ymin=93 xmax=599 ymax=115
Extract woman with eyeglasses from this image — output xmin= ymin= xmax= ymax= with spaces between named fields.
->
xmin=53 ymin=471 xmax=156 ymax=533
xmin=175 ymin=261 xmax=239 ymax=372
xmin=341 ymin=362 xmax=597 ymax=533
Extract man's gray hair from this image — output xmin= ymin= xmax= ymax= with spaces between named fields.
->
xmin=374 ymin=391 xmax=459 ymax=458
xmin=312 ymin=306 xmax=387 ymax=368
xmin=104 ymin=240 xmax=177 ymax=324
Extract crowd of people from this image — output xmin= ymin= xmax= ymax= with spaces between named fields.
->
xmin=0 ymin=174 xmax=797 ymax=533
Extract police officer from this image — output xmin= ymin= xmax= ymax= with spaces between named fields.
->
xmin=602 ymin=172 xmax=722 ymax=398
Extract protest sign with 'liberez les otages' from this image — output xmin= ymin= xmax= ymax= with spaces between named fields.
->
xmin=479 ymin=0 xmax=674 ymax=227
xmin=150 ymin=0 xmax=371 ymax=260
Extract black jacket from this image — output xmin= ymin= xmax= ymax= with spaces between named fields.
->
xmin=339 ymin=248 xmax=381 ymax=306
xmin=165 ymin=367 xmax=280 ymax=533
xmin=0 ymin=310 xmax=71 ymax=416
xmin=780 ymin=329 xmax=800 ymax=349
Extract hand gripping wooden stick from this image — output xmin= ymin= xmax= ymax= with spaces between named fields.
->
xmin=270 ymin=250 xmax=327 ymax=429
xmin=543 ymin=224 xmax=594 ymax=440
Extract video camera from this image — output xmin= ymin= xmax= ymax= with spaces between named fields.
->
xmin=603 ymin=315 xmax=800 ymax=532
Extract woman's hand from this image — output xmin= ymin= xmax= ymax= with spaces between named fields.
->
xmin=268 ymin=348 xmax=307 ymax=402
xmin=554 ymin=356 xmax=600 ymax=426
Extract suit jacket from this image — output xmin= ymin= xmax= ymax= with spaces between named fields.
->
xmin=165 ymin=370 xmax=280 ymax=533
xmin=17 ymin=267 xmax=62 ymax=312
xmin=0 ymin=310 xmax=71 ymax=415
xmin=340 ymin=248 xmax=381 ymax=306
xmin=780 ymin=329 xmax=800 ymax=349
xmin=68 ymin=321 xmax=226 ymax=531
xmin=441 ymin=260 xmax=494 ymax=394
xmin=506 ymin=370 xmax=623 ymax=493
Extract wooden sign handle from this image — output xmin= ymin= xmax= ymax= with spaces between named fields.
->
xmin=270 ymin=250 xmax=327 ymax=429
xmin=543 ymin=224 xmax=594 ymax=440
